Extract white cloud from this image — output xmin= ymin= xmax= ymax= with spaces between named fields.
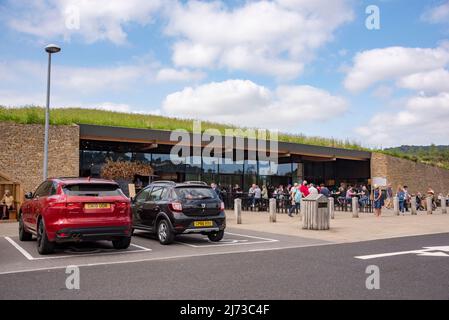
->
xmin=156 ymin=68 xmax=206 ymax=83
xmin=422 ymin=1 xmax=449 ymax=24
xmin=162 ymin=80 xmax=348 ymax=129
xmin=344 ymin=46 xmax=449 ymax=92
xmin=397 ymin=69 xmax=449 ymax=94
xmin=356 ymin=93 xmax=449 ymax=147
xmin=3 ymin=0 xmax=162 ymax=44
xmin=165 ymin=0 xmax=353 ymax=79
xmin=372 ymin=85 xmax=394 ymax=99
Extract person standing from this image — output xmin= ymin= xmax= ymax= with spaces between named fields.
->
xmin=397 ymin=186 xmax=406 ymax=214
xmin=403 ymin=186 xmax=410 ymax=212
xmin=373 ymin=185 xmax=383 ymax=217
xmin=385 ymin=183 xmax=393 ymax=209
xmin=253 ymin=185 xmax=262 ymax=209
xmin=299 ymin=180 xmax=310 ymax=198
xmin=211 ymin=183 xmax=223 ymax=201
xmin=308 ymin=183 xmax=319 ymax=195
xmin=288 ymin=184 xmax=302 ymax=217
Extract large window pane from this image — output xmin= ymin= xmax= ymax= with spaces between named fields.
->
xmin=202 ymin=157 xmax=219 ymax=174
xmin=152 ymin=154 xmax=185 ymax=172
xmin=219 ymin=159 xmax=244 ymax=174
xmin=276 ymin=163 xmax=292 ymax=177
xmin=185 ymin=156 xmax=202 ymax=174
xmin=244 ymin=160 xmax=257 ymax=174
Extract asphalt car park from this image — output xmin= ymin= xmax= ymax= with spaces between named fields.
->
xmin=0 ymin=228 xmax=331 ymax=275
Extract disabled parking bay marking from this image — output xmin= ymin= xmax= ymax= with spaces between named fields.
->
xmin=174 ymin=231 xmax=279 ymax=248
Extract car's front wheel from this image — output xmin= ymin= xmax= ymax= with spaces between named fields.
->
xmin=157 ymin=219 xmax=174 ymax=245
xmin=37 ymin=219 xmax=54 ymax=255
xmin=207 ymin=230 xmax=224 ymax=242
xmin=112 ymin=237 xmax=131 ymax=250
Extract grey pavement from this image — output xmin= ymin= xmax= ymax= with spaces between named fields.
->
xmin=1 ymin=231 xmax=449 ymax=299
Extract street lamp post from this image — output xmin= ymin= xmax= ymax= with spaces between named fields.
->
xmin=43 ymin=44 xmax=61 ymax=180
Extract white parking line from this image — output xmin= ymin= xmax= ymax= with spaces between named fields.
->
xmin=4 ymin=237 xmax=34 ymax=260
xmin=0 ymin=242 xmax=333 ymax=276
xmin=175 ymin=232 xmax=279 ymax=248
xmin=3 ymin=237 xmax=152 ymax=261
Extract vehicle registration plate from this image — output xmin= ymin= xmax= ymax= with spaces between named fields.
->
xmin=194 ymin=221 xmax=213 ymax=227
xmin=84 ymin=203 xmax=111 ymax=209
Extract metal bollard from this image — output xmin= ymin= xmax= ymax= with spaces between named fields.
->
xmin=352 ymin=197 xmax=359 ymax=218
xmin=393 ymin=196 xmax=399 ymax=216
xmin=234 ymin=198 xmax=242 ymax=224
xmin=426 ymin=197 xmax=433 ymax=215
xmin=410 ymin=197 xmax=417 ymax=215
xmin=329 ymin=197 xmax=335 ymax=219
xmin=441 ymin=196 xmax=447 ymax=214
xmin=269 ymin=198 xmax=277 ymax=223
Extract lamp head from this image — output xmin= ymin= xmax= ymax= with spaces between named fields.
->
xmin=45 ymin=44 xmax=61 ymax=54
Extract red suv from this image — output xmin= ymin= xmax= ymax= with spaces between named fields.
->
xmin=19 ymin=178 xmax=132 ymax=254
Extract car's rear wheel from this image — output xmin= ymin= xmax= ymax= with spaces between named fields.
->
xmin=157 ymin=219 xmax=174 ymax=245
xmin=37 ymin=219 xmax=54 ymax=255
xmin=19 ymin=214 xmax=32 ymax=241
xmin=207 ymin=230 xmax=224 ymax=242
xmin=112 ymin=237 xmax=131 ymax=250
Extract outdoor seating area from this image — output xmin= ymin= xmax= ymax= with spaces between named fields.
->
xmin=0 ymin=171 xmax=23 ymax=222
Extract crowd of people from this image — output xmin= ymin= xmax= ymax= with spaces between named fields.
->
xmin=210 ymin=181 xmax=449 ymax=219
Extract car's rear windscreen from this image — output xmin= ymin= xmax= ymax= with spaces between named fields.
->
xmin=63 ymin=184 xmax=124 ymax=197
xmin=174 ymin=187 xmax=218 ymax=200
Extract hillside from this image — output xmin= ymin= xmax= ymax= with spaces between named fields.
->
xmin=384 ymin=145 xmax=449 ymax=170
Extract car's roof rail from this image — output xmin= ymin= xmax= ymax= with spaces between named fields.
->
xmin=152 ymin=180 xmax=177 ymax=185
xmin=184 ymin=181 xmax=208 ymax=186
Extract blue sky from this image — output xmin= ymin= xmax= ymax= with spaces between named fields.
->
xmin=1 ymin=0 xmax=449 ymax=148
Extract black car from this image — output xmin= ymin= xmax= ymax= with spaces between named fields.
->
xmin=131 ymin=181 xmax=226 ymax=244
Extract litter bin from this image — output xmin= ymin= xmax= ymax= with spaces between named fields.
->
xmin=302 ymin=194 xmax=330 ymax=230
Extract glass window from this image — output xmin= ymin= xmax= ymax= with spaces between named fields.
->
xmin=258 ymin=160 xmax=275 ymax=176
xmin=185 ymin=156 xmax=202 ymax=174
xmin=152 ymin=154 xmax=184 ymax=173
xmin=174 ymin=187 xmax=218 ymax=200
xmin=202 ymin=157 xmax=219 ymax=174
xmin=276 ymin=163 xmax=293 ymax=176
xmin=63 ymin=184 xmax=124 ymax=197
xmin=135 ymin=188 xmax=151 ymax=202
xmin=149 ymin=186 xmax=165 ymax=201
xmin=244 ymin=160 xmax=257 ymax=174
xmin=50 ymin=182 xmax=58 ymax=195
xmin=219 ymin=160 xmax=244 ymax=174
xmin=34 ymin=181 xmax=52 ymax=197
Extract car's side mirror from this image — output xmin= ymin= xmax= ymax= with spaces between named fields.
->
xmin=25 ymin=192 xmax=33 ymax=200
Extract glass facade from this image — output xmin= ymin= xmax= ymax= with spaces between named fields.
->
xmin=79 ymin=140 xmax=370 ymax=193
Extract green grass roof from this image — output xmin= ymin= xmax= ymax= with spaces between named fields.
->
xmin=2 ymin=106 xmax=448 ymax=170
xmin=0 ymin=106 xmax=366 ymax=151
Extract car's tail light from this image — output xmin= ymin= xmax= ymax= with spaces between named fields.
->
xmin=169 ymin=202 xmax=183 ymax=212
xmin=48 ymin=201 xmax=67 ymax=208
xmin=220 ymin=201 xmax=225 ymax=211
xmin=115 ymin=202 xmax=129 ymax=214
xmin=66 ymin=202 xmax=83 ymax=209
xmin=115 ymin=202 xmax=128 ymax=209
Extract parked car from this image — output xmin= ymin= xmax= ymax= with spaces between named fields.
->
xmin=132 ymin=181 xmax=226 ymax=245
xmin=19 ymin=177 xmax=132 ymax=254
